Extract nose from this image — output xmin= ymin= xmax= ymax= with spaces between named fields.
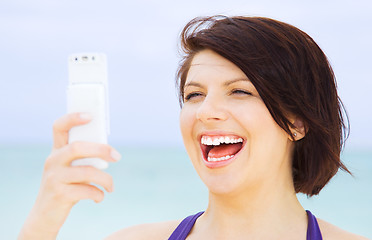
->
xmin=196 ymin=95 xmax=228 ymax=123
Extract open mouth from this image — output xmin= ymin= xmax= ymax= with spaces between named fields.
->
xmin=200 ymin=135 xmax=244 ymax=162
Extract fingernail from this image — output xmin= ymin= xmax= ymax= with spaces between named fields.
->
xmin=111 ymin=149 xmax=121 ymax=162
xmin=79 ymin=113 xmax=92 ymax=120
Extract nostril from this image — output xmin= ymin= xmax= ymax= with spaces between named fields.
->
xmin=196 ymin=99 xmax=227 ymax=122
xmin=196 ymin=109 xmax=227 ymax=122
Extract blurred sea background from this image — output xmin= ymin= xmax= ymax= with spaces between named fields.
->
xmin=1 ymin=0 xmax=371 ymax=239
xmin=1 ymin=145 xmax=371 ymax=239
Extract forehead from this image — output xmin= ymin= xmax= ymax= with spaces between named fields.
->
xmin=186 ymin=49 xmax=247 ymax=84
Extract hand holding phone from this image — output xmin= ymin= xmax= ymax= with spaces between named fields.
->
xmin=67 ymin=53 xmax=110 ymax=169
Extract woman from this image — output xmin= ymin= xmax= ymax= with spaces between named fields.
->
xmin=19 ymin=16 xmax=367 ymax=240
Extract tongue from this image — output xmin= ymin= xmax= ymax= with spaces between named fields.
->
xmin=208 ymin=143 xmax=242 ymax=158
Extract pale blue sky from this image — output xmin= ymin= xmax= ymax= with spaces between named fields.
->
xmin=0 ymin=0 xmax=371 ymax=149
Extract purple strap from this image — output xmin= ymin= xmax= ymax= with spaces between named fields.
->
xmin=306 ymin=210 xmax=323 ymax=240
xmin=169 ymin=210 xmax=322 ymax=240
xmin=168 ymin=211 xmax=204 ymax=240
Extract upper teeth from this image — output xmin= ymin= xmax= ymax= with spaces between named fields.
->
xmin=201 ymin=136 xmax=243 ymax=146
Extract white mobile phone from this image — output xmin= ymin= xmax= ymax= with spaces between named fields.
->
xmin=67 ymin=53 xmax=110 ymax=169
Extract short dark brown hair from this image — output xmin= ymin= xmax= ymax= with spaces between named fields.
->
xmin=177 ymin=16 xmax=350 ymax=196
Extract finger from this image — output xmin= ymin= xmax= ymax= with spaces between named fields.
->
xmin=65 ymin=183 xmax=105 ymax=203
xmin=52 ymin=113 xmax=92 ymax=149
xmin=47 ymin=142 xmax=121 ymax=168
xmin=62 ymin=166 xmax=114 ymax=193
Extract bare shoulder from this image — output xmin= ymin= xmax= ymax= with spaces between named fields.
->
xmin=317 ymin=218 xmax=369 ymax=240
xmin=104 ymin=219 xmax=181 ymax=240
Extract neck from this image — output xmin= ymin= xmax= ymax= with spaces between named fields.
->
xmin=195 ymin=179 xmax=307 ymax=239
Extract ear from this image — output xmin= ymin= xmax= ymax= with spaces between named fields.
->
xmin=289 ymin=118 xmax=306 ymax=141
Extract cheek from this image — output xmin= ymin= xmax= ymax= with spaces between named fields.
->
xmin=179 ymin=106 xmax=196 ymax=144
xmin=231 ymin=100 xmax=288 ymax=155
xmin=229 ymin=100 xmax=270 ymax=133
xmin=180 ymin=106 xmax=202 ymax=166
xmin=233 ymin=100 xmax=279 ymax=132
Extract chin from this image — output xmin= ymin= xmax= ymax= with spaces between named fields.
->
xmin=195 ymin=160 xmax=251 ymax=196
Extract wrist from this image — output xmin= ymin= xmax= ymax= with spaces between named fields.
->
xmin=18 ymin=209 xmax=60 ymax=240
xmin=18 ymin=223 xmax=58 ymax=240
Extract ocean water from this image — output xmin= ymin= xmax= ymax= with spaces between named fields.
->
xmin=1 ymin=144 xmax=371 ymax=239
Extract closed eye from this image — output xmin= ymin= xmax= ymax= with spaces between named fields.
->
xmin=184 ymin=92 xmax=204 ymax=101
xmin=231 ymin=89 xmax=252 ymax=96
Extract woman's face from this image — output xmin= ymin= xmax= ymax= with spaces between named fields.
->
xmin=180 ymin=49 xmax=294 ymax=195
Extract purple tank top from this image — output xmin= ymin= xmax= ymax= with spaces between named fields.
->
xmin=168 ymin=210 xmax=322 ymax=240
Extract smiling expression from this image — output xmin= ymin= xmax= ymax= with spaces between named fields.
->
xmin=179 ymin=49 xmax=294 ymax=195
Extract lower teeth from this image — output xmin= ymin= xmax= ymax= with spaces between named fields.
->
xmin=207 ymin=155 xmax=234 ymax=162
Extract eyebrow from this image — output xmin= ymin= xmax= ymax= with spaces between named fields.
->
xmin=184 ymin=82 xmax=203 ymax=88
xmin=223 ymin=78 xmax=250 ymax=86
xmin=184 ymin=78 xmax=250 ymax=89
